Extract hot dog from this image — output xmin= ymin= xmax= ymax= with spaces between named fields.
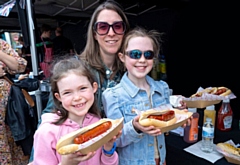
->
xmin=190 ymin=87 xmax=231 ymax=98
xmin=56 ymin=118 xmax=123 ymax=155
xmin=190 ymin=87 xmax=217 ymax=98
xmin=139 ymin=109 xmax=177 ymax=127
xmin=217 ymin=143 xmax=240 ymax=156
xmin=74 ymin=121 xmax=112 ymax=144
xmin=211 ymin=87 xmax=231 ymax=96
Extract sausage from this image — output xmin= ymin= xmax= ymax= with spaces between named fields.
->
xmin=215 ymin=88 xmax=227 ymax=95
xmin=147 ymin=110 xmax=175 ymax=121
xmin=74 ymin=121 xmax=112 ymax=144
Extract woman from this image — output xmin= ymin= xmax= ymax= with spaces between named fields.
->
xmin=0 ymin=38 xmax=28 ymax=164
xmin=79 ymin=0 xmax=130 ymax=115
xmin=29 ymin=0 xmax=130 ymax=162
xmin=39 ymin=24 xmax=54 ymax=79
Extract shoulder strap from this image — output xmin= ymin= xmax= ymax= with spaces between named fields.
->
xmin=3 ymin=75 xmax=13 ymax=85
xmin=41 ymin=37 xmax=47 ymax=49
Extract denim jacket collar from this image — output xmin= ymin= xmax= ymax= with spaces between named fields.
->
xmin=121 ymin=72 xmax=163 ymax=97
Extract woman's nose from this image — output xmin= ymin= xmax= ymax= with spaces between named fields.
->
xmin=107 ymin=27 xmax=115 ymax=36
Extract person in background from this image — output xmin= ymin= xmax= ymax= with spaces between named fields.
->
xmin=18 ymin=36 xmax=32 ymax=73
xmin=32 ymin=57 xmax=120 ymax=165
xmin=52 ymin=27 xmax=74 ymax=57
xmin=28 ymin=0 xmax=130 ymax=163
xmin=39 ymin=24 xmax=54 ymax=79
xmin=102 ymin=27 xmax=187 ymax=165
xmin=0 ymin=38 xmax=28 ymax=164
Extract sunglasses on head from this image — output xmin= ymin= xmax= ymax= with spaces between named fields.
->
xmin=125 ymin=50 xmax=155 ymax=60
xmin=94 ymin=21 xmax=126 ymax=35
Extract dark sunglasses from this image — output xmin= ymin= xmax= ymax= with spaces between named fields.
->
xmin=125 ymin=50 xmax=155 ymax=60
xmin=94 ymin=21 xmax=126 ymax=35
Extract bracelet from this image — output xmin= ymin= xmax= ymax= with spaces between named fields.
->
xmin=102 ymin=142 xmax=116 ymax=155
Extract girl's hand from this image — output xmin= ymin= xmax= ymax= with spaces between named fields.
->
xmin=181 ymin=109 xmax=193 ymax=128
xmin=176 ymin=100 xmax=187 ymax=109
xmin=103 ymin=130 xmax=122 ymax=151
xmin=132 ymin=115 xmax=162 ymax=136
xmin=61 ymin=151 xmax=96 ymax=165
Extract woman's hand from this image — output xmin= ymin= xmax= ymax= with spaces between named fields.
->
xmin=18 ymin=73 xmax=28 ymax=80
xmin=61 ymin=151 xmax=96 ymax=165
xmin=132 ymin=115 xmax=162 ymax=136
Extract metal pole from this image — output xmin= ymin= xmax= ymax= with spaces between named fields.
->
xmin=26 ymin=0 xmax=42 ymax=121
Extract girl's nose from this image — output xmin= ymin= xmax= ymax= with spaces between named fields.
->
xmin=73 ymin=93 xmax=82 ymax=101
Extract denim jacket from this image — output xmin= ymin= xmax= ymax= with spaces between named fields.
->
xmin=102 ymin=72 xmax=170 ymax=165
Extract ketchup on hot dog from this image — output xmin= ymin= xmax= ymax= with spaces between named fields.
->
xmin=147 ymin=110 xmax=175 ymax=121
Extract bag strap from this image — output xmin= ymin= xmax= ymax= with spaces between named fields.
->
xmin=3 ymin=75 xmax=13 ymax=85
xmin=4 ymin=76 xmax=35 ymax=107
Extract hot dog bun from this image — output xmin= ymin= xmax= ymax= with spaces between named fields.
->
xmin=217 ymin=143 xmax=240 ymax=156
xmin=139 ymin=109 xmax=177 ymax=127
xmin=56 ymin=117 xmax=123 ymax=155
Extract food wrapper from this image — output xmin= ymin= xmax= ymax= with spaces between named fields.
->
xmin=216 ymin=140 xmax=240 ymax=164
xmin=134 ymin=104 xmax=193 ymax=133
xmin=182 ymin=87 xmax=237 ymax=108
xmin=170 ymin=95 xmax=184 ymax=107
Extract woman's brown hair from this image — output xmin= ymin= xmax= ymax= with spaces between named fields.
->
xmin=80 ymin=0 xmax=130 ymax=83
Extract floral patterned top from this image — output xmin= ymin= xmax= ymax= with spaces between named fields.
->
xmin=0 ymin=38 xmax=27 ymax=164
xmin=0 ymin=39 xmax=27 ymax=105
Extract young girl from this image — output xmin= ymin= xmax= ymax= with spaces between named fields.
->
xmin=102 ymin=27 xmax=186 ymax=165
xmin=33 ymin=57 xmax=119 ymax=165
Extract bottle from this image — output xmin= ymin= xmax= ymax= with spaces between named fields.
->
xmin=183 ymin=112 xmax=199 ymax=143
xmin=201 ymin=118 xmax=214 ymax=153
xmin=217 ymin=99 xmax=233 ymax=131
xmin=159 ymin=54 xmax=167 ymax=81
xmin=203 ymin=105 xmax=216 ymax=127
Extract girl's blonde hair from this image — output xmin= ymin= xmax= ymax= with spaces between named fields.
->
xmin=120 ymin=26 xmax=162 ymax=58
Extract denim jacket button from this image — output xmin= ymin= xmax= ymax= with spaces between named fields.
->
xmin=159 ymin=144 xmax=163 ymax=149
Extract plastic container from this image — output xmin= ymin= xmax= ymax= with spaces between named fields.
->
xmin=201 ymin=118 xmax=214 ymax=153
xmin=203 ymin=105 xmax=216 ymax=127
xmin=217 ymin=99 xmax=233 ymax=131
xmin=183 ymin=112 xmax=199 ymax=143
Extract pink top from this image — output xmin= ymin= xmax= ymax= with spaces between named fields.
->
xmin=33 ymin=113 xmax=118 ymax=165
